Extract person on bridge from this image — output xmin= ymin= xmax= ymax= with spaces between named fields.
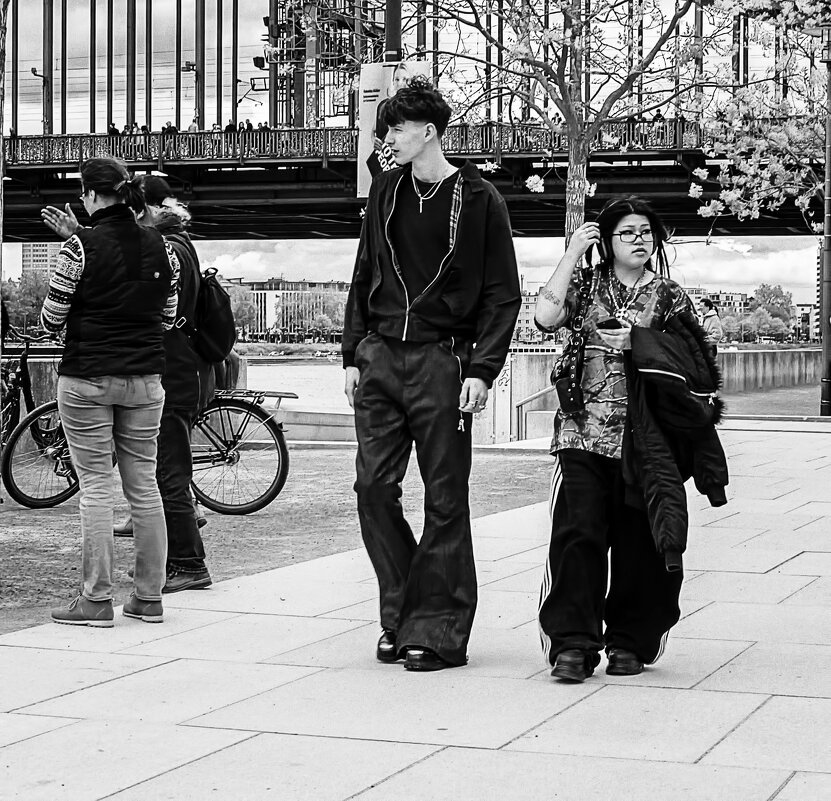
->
xmin=343 ymin=78 xmax=521 ymax=672
xmin=41 ymin=157 xmax=180 ymax=627
xmin=533 ymin=196 xmax=728 ymax=683
xmin=41 ymin=177 xmax=214 ymax=595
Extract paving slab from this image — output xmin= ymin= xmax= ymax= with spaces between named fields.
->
xmin=0 ymin=719 xmax=252 ymax=801
xmin=506 ymin=685 xmax=766 ymax=763
xmin=351 ymin=748 xmax=790 ymax=801
xmin=702 ymin=696 xmax=831 ymax=773
xmin=781 ymin=576 xmax=831 ymax=606
xmin=0 ymin=608 xmax=238 ymax=653
xmin=698 ymin=641 xmax=831 ymax=698
xmin=189 ymin=667 xmax=599 ymax=748
xmin=0 ymin=646 xmax=171 ymax=711
xmin=681 ymin=571 xmax=815 ymax=603
xmin=21 ymin=660 xmax=320 ymax=724
xmin=0 ymin=712 xmax=77 ymax=748
xmin=106 ymin=733 xmax=439 ymax=801
xmin=119 ymin=613 xmax=365 ymax=662
xmin=673 ymin=602 xmax=831 ymax=644
xmin=771 ymin=773 xmax=831 ymax=801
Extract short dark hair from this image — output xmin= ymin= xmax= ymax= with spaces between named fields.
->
xmin=80 ymin=157 xmax=145 ymax=214
xmin=379 ymin=76 xmax=452 ymax=136
xmin=594 ymin=195 xmax=671 ymax=277
xmin=701 ymin=297 xmax=714 ymax=311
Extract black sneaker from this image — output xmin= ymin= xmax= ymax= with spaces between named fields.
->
xmin=162 ymin=568 xmax=212 ymax=594
xmin=551 ymin=649 xmax=594 ymax=682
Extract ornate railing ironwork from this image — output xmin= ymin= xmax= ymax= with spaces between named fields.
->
xmin=2 ymin=119 xmax=713 ymax=167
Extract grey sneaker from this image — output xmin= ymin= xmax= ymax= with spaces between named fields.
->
xmin=51 ymin=595 xmax=114 ymax=627
xmin=122 ymin=593 xmax=164 ymax=623
xmin=163 ymin=568 xmax=212 ymax=594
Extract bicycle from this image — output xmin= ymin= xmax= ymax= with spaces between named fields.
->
xmin=1 ymin=327 xmax=54 ymax=449
xmin=1 ymin=387 xmax=297 ymax=514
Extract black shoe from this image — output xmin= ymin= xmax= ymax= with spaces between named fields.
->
xmin=606 ymin=648 xmax=644 ymax=676
xmin=162 ymin=568 xmax=212 ymax=594
xmin=551 ymin=649 xmax=593 ymax=683
xmin=404 ymin=648 xmax=454 ymax=672
xmin=376 ymin=630 xmax=401 ymax=663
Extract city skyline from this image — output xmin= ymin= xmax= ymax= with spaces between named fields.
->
xmin=3 ymin=234 xmax=819 ymax=306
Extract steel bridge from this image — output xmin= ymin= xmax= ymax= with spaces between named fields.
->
xmin=1 ymin=120 xmax=811 ymax=241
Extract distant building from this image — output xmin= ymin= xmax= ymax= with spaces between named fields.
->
xmin=21 ymin=242 xmax=61 ymax=277
xmin=239 ymin=277 xmax=351 ymax=336
xmin=709 ymin=291 xmax=749 ymax=316
xmin=514 ymin=290 xmax=543 ymax=343
xmin=683 ymin=286 xmax=709 ymax=306
xmin=795 ymin=303 xmax=819 ymax=342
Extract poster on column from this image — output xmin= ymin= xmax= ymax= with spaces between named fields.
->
xmin=357 ymin=60 xmax=432 ymax=198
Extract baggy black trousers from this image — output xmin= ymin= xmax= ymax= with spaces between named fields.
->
xmin=353 ymin=334 xmax=475 ymax=666
xmin=157 ymin=405 xmax=206 ymax=573
xmin=538 ymin=448 xmax=683 ymax=669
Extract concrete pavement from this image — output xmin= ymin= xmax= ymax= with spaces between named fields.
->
xmin=1 ymin=421 xmax=830 ymax=800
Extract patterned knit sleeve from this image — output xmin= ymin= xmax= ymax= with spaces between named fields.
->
xmin=161 ymin=241 xmax=181 ymax=331
xmin=40 ymin=236 xmax=85 ymax=332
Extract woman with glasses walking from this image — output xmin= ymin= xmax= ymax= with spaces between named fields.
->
xmin=532 ymin=195 xmax=727 ymax=683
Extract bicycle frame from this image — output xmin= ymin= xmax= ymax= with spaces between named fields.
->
xmin=191 ymin=389 xmax=296 ymax=468
xmin=1 ymin=335 xmax=40 ymax=448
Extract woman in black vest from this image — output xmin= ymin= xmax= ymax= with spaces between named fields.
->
xmin=41 ymin=157 xmax=180 ymax=627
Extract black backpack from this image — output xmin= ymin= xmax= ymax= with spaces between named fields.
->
xmin=180 ymin=268 xmax=236 ymax=363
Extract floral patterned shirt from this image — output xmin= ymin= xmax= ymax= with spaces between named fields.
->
xmin=551 ymin=270 xmax=693 ymax=460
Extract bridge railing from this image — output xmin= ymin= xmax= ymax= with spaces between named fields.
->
xmin=2 ymin=119 xmax=720 ymax=167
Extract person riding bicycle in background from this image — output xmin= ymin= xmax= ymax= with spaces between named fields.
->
xmin=40 ymin=156 xmax=179 ymax=627
xmin=42 ymin=176 xmax=214 ymax=594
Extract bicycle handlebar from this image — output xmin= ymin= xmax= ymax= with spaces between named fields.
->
xmin=5 ymin=326 xmax=59 ymax=344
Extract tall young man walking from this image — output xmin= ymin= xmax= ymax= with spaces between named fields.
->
xmin=343 ymin=79 xmax=521 ymax=671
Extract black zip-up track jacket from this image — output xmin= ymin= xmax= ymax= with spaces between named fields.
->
xmin=342 ymin=160 xmax=521 ymax=388
xmin=622 ymin=310 xmax=729 ymax=572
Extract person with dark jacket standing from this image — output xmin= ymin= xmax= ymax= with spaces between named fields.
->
xmin=343 ymin=78 xmax=521 ymax=672
xmin=41 ymin=157 xmax=179 ymax=626
xmin=533 ymin=196 xmax=724 ymax=683
xmin=137 ymin=176 xmax=213 ymax=592
xmin=42 ymin=176 xmax=213 ymax=594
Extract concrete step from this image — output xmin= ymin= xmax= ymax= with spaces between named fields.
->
xmin=275 ymin=409 xmax=356 ymax=442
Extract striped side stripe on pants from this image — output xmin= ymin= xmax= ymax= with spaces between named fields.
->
xmin=537 ymin=453 xmax=562 ymax=665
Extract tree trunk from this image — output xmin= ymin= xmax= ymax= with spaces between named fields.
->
xmin=564 ymin=134 xmax=588 ymax=241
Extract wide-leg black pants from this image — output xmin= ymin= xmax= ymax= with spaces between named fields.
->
xmin=353 ymin=334 xmax=475 ymax=666
xmin=538 ymin=448 xmax=683 ymax=669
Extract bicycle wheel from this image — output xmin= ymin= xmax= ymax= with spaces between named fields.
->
xmin=1 ymin=400 xmax=80 ymax=508
xmin=190 ymin=398 xmax=289 ymax=514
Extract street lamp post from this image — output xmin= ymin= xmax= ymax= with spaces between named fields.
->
xmin=30 ymin=68 xmax=50 ymax=135
xmin=811 ymin=26 xmax=831 ymax=415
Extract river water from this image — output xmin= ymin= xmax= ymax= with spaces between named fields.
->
xmin=247 ymin=360 xmax=350 ymax=413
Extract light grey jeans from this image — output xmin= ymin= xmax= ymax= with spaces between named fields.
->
xmin=58 ymin=374 xmax=167 ymax=602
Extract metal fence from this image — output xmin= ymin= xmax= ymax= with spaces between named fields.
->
xmin=2 ymin=119 xmax=715 ymax=168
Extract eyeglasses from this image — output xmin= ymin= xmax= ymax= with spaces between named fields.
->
xmin=78 ymin=190 xmax=88 ymax=202
xmin=613 ymin=230 xmax=653 ymax=244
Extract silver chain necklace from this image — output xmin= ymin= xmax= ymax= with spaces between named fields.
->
xmin=412 ymin=170 xmax=449 ymax=213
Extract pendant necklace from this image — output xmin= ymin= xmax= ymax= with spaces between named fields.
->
xmin=412 ymin=169 xmax=449 ymax=213
xmin=610 ymin=268 xmax=647 ymax=320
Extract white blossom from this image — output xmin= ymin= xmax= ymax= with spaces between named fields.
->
xmin=479 ymin=161 xmax=500 ymax=173
xmin=525 ymin=175 xmax=545 ymax=193
xmin=688 ymin=184 xmax=704 ymax=199
xmin=692 ymin=168 xmax=709 ymax=181
xmin=586 ymin=182 xmax=597 ymax=198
